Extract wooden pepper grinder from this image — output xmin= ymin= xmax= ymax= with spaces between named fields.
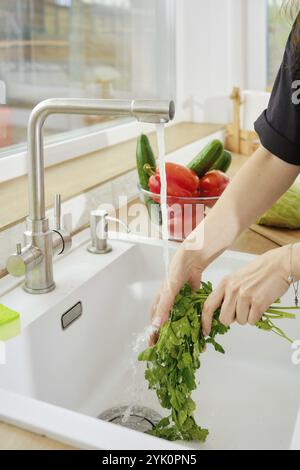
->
xmin=225 ymin=87 xmax=242 ymax=154
xmin=226 ymin=87 xmax=260 ymax=156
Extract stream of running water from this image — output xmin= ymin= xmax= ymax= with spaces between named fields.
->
xmin=122 ymin=124 xmax=170 ymax=423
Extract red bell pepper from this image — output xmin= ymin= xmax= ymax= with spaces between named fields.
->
xmin=148 ymin=162 xmax=200 ymax=199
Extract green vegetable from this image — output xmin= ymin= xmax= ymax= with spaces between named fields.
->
xmin=136 ymin=134 xmax=160 ymax=218
xmin=146 ymin=198 xmax=162 ymax=225
xmin=136 ymin=134 xmax=156 ymax=190
xmin=210 ymin=150 xmax=232 ymax=173
xmin=139 ymin=282 xmax=296 ymax=443
xmin=187 ymin=140 xmax=223 ymax=178
xmin=257 ymin=183 xmax=300 ymax=229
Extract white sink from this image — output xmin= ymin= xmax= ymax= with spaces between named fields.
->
xmin=0 ymin=233 xmax=299 ymax=450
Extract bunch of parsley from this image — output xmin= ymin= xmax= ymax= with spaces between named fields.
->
xmin=138 ymin=281 xmax=296 ymax=442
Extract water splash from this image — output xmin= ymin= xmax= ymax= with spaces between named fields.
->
xmin=121 ymin=326 xmax=155 ymax=423
xmin=156 ymin=123 xmax=170 ymax=287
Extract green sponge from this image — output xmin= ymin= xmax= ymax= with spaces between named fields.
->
xmin=0 ymin=304 xmax=20 ymax=341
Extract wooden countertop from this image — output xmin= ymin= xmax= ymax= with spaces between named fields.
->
xmin=0 ymin=422 xmax=75 ymax=450
xmin=0 ymin=125 xmax=280 ymax=450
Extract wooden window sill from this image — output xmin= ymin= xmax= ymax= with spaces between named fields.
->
xmin=0 ymin=122 xmax=224 ymax=232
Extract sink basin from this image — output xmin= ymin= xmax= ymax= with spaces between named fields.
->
xmin=0 ymin=233 xmax=299 ymax=450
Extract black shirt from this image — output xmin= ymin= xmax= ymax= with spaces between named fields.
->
xmin=254 ymin=33 xmax=300 ymax=166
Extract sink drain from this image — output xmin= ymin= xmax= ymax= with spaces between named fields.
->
xmin=98 ymin=406 xmax=162 ymax=433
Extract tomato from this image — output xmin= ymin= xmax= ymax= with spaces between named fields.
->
xmin=148 ymin=162 xmax=200 ymax=199
xmin=199 ymin=170 xmax=230 ymax=198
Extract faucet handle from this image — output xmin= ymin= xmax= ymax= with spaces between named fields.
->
xmin=54 ymin=193 xmax=62 ymax=231
xmin=7 ymin=243 xmax=42 ymax=277
xmin=7 ymin=242 xmax=26 ymax=277
xmin=52 ymin=193 xmax=72 ymax=255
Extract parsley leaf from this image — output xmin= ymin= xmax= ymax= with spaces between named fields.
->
xmin=138 ymin=282 xmax=296 ymax=443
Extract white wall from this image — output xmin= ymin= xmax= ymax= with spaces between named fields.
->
xmin=176 ymin=0 xmax=268 ymax=123
xmin=246 ymin=0 xmax=268 ymax=91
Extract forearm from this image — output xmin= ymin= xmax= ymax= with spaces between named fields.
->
xmin=290 ymin=243 xmax=300 ymax=281
xmin=186 ymin=145 xmax=300 ymax=266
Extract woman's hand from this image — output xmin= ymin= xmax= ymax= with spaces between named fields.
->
xmin=148 ymin=147 xmax=300 ymax=345
xmin=201 ymin=246 xmax=292 ymax=335
xmin=149 ymin=244 xmax=204 ymax=345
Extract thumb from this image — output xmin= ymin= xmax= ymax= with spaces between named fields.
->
xmin=152 ymin=283 xmax=176 ymax=329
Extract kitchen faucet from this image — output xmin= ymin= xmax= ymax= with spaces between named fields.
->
xmin=6 ymin=98 xmax=175 ymax=294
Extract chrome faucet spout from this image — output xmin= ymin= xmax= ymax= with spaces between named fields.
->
xmin=7 ymin=98 xmax=175 ymax=294
xmin=28 ymin=98 xmax=174 ymax=221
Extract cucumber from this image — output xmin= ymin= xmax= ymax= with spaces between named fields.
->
xmin=147 ymin=198 xmax=162 ymax=225
xmin=187 ymin=140 xmax=223 ymax=178
xmin=136 ymin=134 xmax=156 ymax=190
xmin=210 ymin=150 xmax=232 ymax=173
xmin=136 ymin=134 xmax=161 ymax=222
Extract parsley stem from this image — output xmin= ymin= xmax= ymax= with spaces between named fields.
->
xmin=268 ymin=306 xmax=300 ymax=310
xmin=265 ymin=309 xmax=296 ymax=319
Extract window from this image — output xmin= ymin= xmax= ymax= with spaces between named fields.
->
xmin=0 ymin=0 xmax=175 ymax=152
xmin=267 ymin=0 xmax=291 ymax=87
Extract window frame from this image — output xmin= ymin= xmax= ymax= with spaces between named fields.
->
xmin=0 ymin=0 xmax=177 ymax=183
xmin=245 ymin=0 xmax=268 ymax=91
xmin=227 ymin=0 xmax=277 ymax=91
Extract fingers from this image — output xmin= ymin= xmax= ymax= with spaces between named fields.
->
xmin=235 ymin=294 xmax=251 ymax=325
xmin=202 ymin=279 xmax=252 ymax=335
xmin=148 ymin=326 xmax=160 ymax=347
xmin=248 ymin=304 xmax=262 ymax=326
xmin=202 ymin=282 xmax=225 ymax=336
xmin=148 ymin=289 xmax=163 ymax=346
xmin=150 ymin=290 xmax=162 ymax=322
xmin=148 ymin=280 xmax=180 ymax=346
xmin=149 ymin=271 xmax=201 ymax=346
xmin=219 ymin=291 xmax=237 ymax=327
xmin=152 ymin=282 xmax=177 ymax=328
xmin=189 ymin=270 xmax=202 ymax=292
xmin=150 ymin=274 xmax=201 ymax=344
